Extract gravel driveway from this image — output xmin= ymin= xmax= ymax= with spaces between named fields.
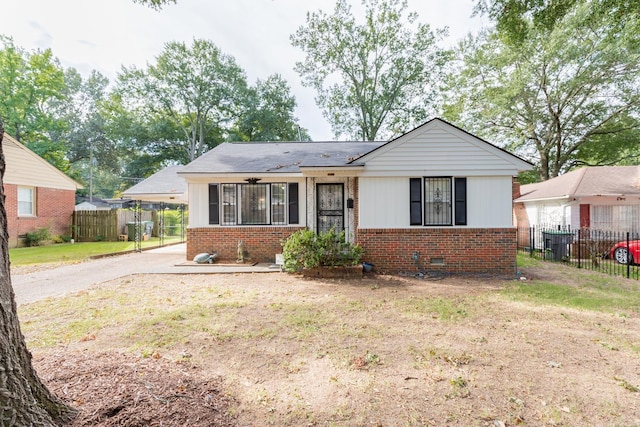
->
xmin=12 ymin=244 xmax=277 ymax=305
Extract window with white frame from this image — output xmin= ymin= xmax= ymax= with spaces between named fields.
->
xmin=271 ymin=183 xmax=286 ymax=225
xmin=210 ymin=182 xmax=298 ymax=226
xmin=239 ymin=184 xmax=268 ymax=224
xmin=591 ymin=205 xmax=640 ymax=232
xmin=221 ymin=184 xmax=237 ymax=225
xmin=18 ymin=186 xmax=35 ymax=216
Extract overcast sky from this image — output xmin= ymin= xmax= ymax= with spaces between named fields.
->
xmin=3 ymin=0 xmax=487 ymax=140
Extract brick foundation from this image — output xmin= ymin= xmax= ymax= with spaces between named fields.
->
xmin=188 ymin=226 xmax=517 ymax=275
xmin=356 ymin=228 xmax=517 ymax=275
xmin=187 ymin=226 xmax=305 ymax=263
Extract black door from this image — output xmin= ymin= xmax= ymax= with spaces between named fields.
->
xmin=316 ymin=183 xmax=344 ymax=234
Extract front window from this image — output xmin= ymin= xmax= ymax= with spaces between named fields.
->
xmin=222 ymin=184 xmax=237 ymax=225
xmin=240 ymin=184 xmax=268 ymax=224
xmin=271 ymin=183 xmax=286 ymax=225
xmin=592 ymin=205 xmax=640 ymax=233
xmin=219 ymin=183 xmax=288 ymax=225
xmin=424 ymin=177 xmax=451 ymax=225
xmin=410 ymin=177 xmax=466 ymax=226
xmin=18 ymin=187 xmax=35 ymax=216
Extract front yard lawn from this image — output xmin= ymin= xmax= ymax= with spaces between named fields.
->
xmin=18 ymin=259 xmax=640 ymax=426
xmin=9 ymin=237 xmax=182 ymax=266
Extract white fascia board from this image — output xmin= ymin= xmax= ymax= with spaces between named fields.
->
xmin=299 ymin=165 xmax=364 ymax=177
xmin=517 ymin=195 xmax=571 ymax=203
xmin=359 ymin=168 xmax=520 ymax=177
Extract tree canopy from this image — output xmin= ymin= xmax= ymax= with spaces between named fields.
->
xmin=445 ymin=1 xmax=640 ymax=181
xmin=0 ymin=36 xmax=69 ymax=170
xmin=474 ymin=0 xmax=640 ymax=45
xmin=230 ymin=74 xmax=309 ymax=142
xmin=115 ymin=39 xmax=248 ymax=163
xmin=291 ymin=0 xmax=449 ymax=141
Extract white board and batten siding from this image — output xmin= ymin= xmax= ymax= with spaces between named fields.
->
xmin=188 ymin=183 xmax=210 ymax=227
xmin=359 ymin=176 xmax=514 ymax=228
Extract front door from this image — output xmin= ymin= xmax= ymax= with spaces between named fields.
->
xmin=317 ymin=183 xmax=344 ymax=234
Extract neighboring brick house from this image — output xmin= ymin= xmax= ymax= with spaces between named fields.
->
xmin=178 ymin=118 xmax=533 ymax=275
xmin=2 ymin=133 xmax=82 ymax=247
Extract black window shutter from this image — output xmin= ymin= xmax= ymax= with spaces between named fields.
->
xmin=208 ymin=184 xmax=219 ymax=224
xmin=454 ymin=178 xmax=467 ymax=225
xmin=288 ymin=183 xmax=299 ymax=224
xmin=409 ymin=178 xmax=422 ymax=225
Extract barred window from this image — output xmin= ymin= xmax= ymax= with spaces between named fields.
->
xmin=211 ymin=182 xmax=296 ymax=226
xmin=221 ymin=184 xmax=237 ymax=225
xmin=409 ymin=177 xmax=466 ymax=226
xmin=424 ymin=178 xmax=451 ymax=225
xmin=240 ymin=184 xmax=268 ymax=224
xmin=271 ymin=183 xmax=286 ymax=225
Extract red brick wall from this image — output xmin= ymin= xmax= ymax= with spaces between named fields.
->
xmin=356 ymin=228 xmax=517 ymax=275
xmin=5 ymin=184 xmax=76 ymax=247
xmin=187 ymin=226 xmax=305 ymax=263
xmin=512 ymin=179 xmax=529 ymax=228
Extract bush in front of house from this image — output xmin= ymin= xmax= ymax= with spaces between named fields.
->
xmin=23 ymin=227 xmax=51 ymax=247
xmin=281 ymin=228 xmax=363 ymax=272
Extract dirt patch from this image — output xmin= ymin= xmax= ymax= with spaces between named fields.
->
xmin=22 ymin=266 xmax=640 ymax=426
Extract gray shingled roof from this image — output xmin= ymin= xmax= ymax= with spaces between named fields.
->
xmin=179 ymin=141 xmax=385 ymax=174
xmin=517 ymin=166 xmax=640 ymax=201
xmin=122 ymin=165 xmax=187 ymax=196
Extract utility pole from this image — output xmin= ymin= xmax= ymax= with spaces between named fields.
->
xmin=89 ymin=142 xmax=96 ymax=202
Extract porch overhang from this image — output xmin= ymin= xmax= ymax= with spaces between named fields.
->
xmin=299 ymin=165 xmax=365 ymax=177
xmin=121 ymin=194 xmax=188 ymax=204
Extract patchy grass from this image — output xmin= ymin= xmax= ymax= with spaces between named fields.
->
xmin=516 ymin=252 xmax=544 ymax=268
xmin=501 ymin=275 xmax=640 ymax=315
xmin=395 ymin=296 xmax=470 ymax=321
xmin=19 ymin=264 xmax=640 ymax=427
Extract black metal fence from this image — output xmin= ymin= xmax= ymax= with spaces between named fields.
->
xmin=517 ymin=225 xmax=640 ymax=280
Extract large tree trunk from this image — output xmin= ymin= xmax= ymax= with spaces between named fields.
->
xmin=0 ymin=122 xmax=76 ymax=425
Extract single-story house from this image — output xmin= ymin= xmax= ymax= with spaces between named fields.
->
xmin=75 ymin=196 xmax=112 ymax=211
xmin=178 ymin=118 xmax=533 ymax=274
xmin=121 ymin=165 xmax=188 ymax=206
xmin=514 ymin=166 xmax=640 ymax=233
xmin=2 ymin=132 xmax=83 ymax=247
xmin=104 ymin=198 xmax=136 ymax=209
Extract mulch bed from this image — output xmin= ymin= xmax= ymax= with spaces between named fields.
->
xmin=34 ymin=351 xmax=237 ymax=427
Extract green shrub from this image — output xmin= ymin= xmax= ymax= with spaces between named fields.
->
xmin=23 ymin=227 xmax=51 ymax=247
xmin=52 ymin=234 xmax=72 ymax=243
xmin=162 ymin=209 xmax=186 ymax=236
xmin=281 ymin=228 xmax=363 ymax=272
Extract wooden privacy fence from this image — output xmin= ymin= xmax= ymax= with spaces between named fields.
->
xmin=73 ymin=210 xmax=154 ymax=242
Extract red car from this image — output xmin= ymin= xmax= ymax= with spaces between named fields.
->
xmin=609 ymin=240 xmax=640 ymax=265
